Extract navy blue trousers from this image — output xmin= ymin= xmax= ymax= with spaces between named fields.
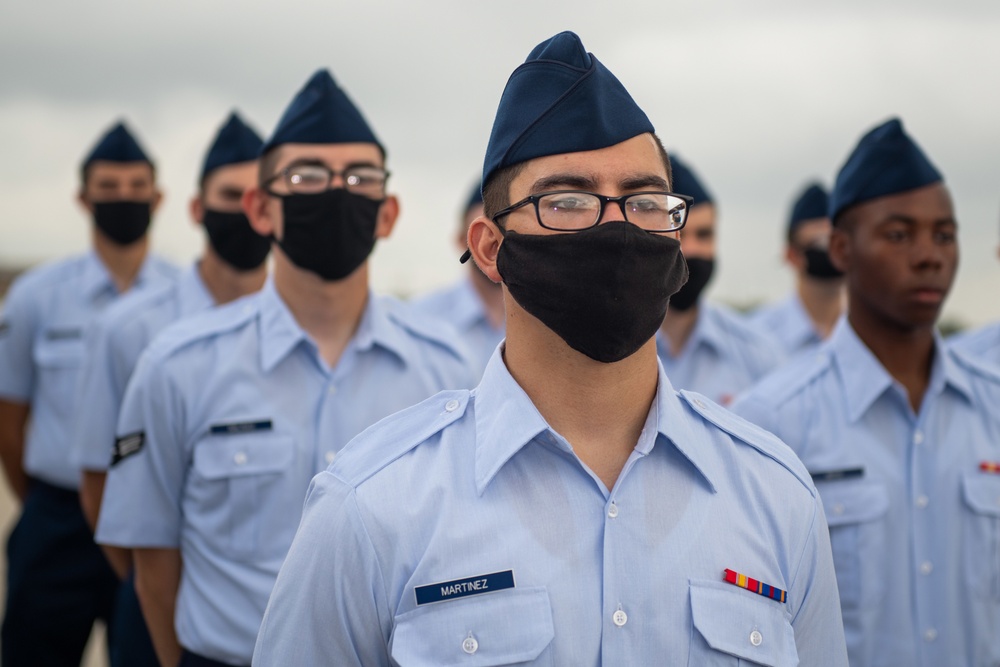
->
xmin=2 ymin=478 xmax=119 ymax=666
xmin=180 ymin=650 xmax=249 ymax=667
xmin=109 ymin=570 xmax=159 ymax=667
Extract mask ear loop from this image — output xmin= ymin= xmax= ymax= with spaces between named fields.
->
xmin=459 ymin=219 xmax=506 ymax=264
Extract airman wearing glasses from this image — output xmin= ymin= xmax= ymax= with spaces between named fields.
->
xmin=95 ymin=70 xmax=475 ymax=667
xmin=253 ymin=33 xmax=847 ymax=666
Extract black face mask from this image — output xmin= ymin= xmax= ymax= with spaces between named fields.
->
xmin=275 ymin=188 xmax=381 ymax=281
xmin=803 ymin=247 xmax=844 ymax=280
xmin=496 ymin=221 xmax=688 ymax=363
xmin=93 ymin=201 xmax=152 ymax=246
xmin=202 ymin=209 xmax=271 ymax=271
xmin=669 ymin=256 xmax=714 ymax=312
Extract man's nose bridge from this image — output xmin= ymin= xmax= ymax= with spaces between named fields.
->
xmin=597 ymin=196 xmax=624 ymax=225
xmin=912 ymin=228 xmax=942 ymax=265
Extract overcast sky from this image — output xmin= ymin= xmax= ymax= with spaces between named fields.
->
xmin=2 ymin=0 xmax=998 ymax=326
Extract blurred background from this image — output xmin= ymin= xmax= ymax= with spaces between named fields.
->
xmin=1 ymin=0 xmax=998 ymax=326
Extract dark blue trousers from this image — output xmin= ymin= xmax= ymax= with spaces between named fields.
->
xmin=179 ymin=650 xmax=249 ymax=667
xmin=1 ymin=478 xmax=118 ymax=666
xmin=109 ymin=570 xmax=159 ymax=667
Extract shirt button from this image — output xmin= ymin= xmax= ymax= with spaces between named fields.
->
xmin=693 ymin=398 xmax=706 ymax=409
xmin=608 ymin=502 xmax=619 ymax=519
xmin=920 ymin=561 xmax=933 ymax=575
xmin=915 ymin=495 xmax=929 ymax=509
xmin=462 ymin=635 xmax=478 ymax=654
xmin=445 ymin=399 xmax=460 ymax=412
xmin=325 ymin=451 xmax=335 ymax=465
xmin=831 ymin=503 xmax=845 ymax=516
xmin=612 ymin=609 xmax=628 ymax=627
xmin=913 ymin=430 xmax=924 ymax=445
xmin=327 ymin=386 xmax=337 ymax=395
xmin=750 ymin=630 xmax=763 ymax=647
xmin=234 ymin=452 xmax=248 ymax=465
xmin=924 ymin=628 xmax=937 ymax=642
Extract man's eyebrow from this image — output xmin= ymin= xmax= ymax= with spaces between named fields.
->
xmin=530 ymin=174 xmax=598 ymax=193
xmin=217 ymin=186 xmax=244 ymax=198
xmin=879 ymin=214 xmax=918 ymax=225
xmin=621 ymin=174 xmax=669 ymax=191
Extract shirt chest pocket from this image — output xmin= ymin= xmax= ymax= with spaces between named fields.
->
xmin=390 ymin=588 xmax=554 ymax=667
xmin=817 ymin=481 xmax=890 ymax=611
xmin=688 ymin=580 xmax=798 ymax=667
xmin=961 ymin=473 xmax=1000 ymax=601
xmin=192 ymin=434 xmax=294 ymax=560
xmin=32 ymin=334 xmax=84 ymax=411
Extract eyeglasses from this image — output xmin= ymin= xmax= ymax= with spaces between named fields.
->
xmin=493 ymin=190 xmax=692 ymax=232
xmin=263 ymin=163 xmax=390 ymax=198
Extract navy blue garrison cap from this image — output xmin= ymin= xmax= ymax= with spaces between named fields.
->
xmin=482 ymin=31 xmax=654 ymax=188
xmin=829 ymin=118 xmax=942 ymax=222
xmin=788 ymin=183 xmax=829 ymax=233
xmin=200 ymin=112 xmax=263 ymax=182
xmin=82 ymin=121 xmax=151 ymax=173
xmin=669 ymin=154 xmax=713 ymax=207
xmin=261 ymin=69 xmax=382 ymax=156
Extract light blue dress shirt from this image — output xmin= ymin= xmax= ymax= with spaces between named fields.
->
xmin=657 ymin=302 xmax=785 ymax=406
xmin=410 ymin=275 xmax=504 ymax=378
xmin=71 ymin=263 xmax=215 ymax=472
xmin=96 ymin=279 xmax=476 ymax=665
xmin=749 ymin=294 xmax=824 ymax=355
xmin=950 ymin=321 xmax=1000 ymax=369
xmin=732 ymin=319 xmax=1000 ymax=667
xmin=253 ymin=350 xmax=848 ymax=666
xmin=0 ymin=251 xmax=177 ymax=489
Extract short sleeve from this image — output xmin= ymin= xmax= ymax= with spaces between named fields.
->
xmin=0 ymin=278 xmax=39 ymax=401
xmin=253 ymin=472 xmax=393 ymax=667
xmin=96 ymin=348 xmax=188 ymax=548
xmin=788 ymin=495 xmax=849 ymax=665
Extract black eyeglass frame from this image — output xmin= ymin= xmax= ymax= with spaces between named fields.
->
xmin=261 ymin=163 xmax=391 ymax=199
xmin=492 ymin=190 xmax=694 ymax=233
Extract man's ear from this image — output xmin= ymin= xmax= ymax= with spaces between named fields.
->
xmin=150 ymin=189 xmax=164 ymax=215
xmin=829 ymin=227 xmax=850 ymax=273
xmin=243 ymin=186 xmax=276 ymax=237
xmin=189 ymin=195 xmax=204 ymax=227
xmin=785 ymin=244 xmax=806 ymax=272
xmin=467 ymin=216 xmax=504 ymax=283
xmin=76 ymin=189 xmax=94 ymax=216
xmin=374 ymin=195 xmax=399 ymax=239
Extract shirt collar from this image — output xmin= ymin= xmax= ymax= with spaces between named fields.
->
xmin=348 ymin=296 xmax=412 ymax=364
xmin=258 ymin=281 xmax=411 ymax=373
xmin=830 ymin=317 xmax=973 ymax=422
xmin=656 ymin=303 xmax=725 ymax=359
xmin=452 ymin=276 xmax=499 ymax=332
xmin=176 ymin=263 xmax=215 ymax=315
xmin=81 ymin=251 xmax=119 ymax=300
xmin=258 ymin=279 xmax=311 ymax=373
xmin=473 ymin=351 xmax=716 ymax=494
xmin=785 ymin=295 xmax=822 ymax=348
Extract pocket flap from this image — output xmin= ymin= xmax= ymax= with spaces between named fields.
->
xmin=391 ymin=587 xmax=554 ymax=667
xmin=33 ymin=336 xmax=84 ymax=368
xmin=690 ymin=579 xmax=798 ymax=667
xmin=193 ymin=435 xmax=293 ymax=480
xmin=817 ymin=481 xmax=889 ymax=527
xmin=962 ymin=473 xmax=1000 ymax=516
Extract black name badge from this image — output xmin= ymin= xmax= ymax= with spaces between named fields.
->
xmin=45 ymin=327 xmax=82 ymax=341
xmin=810 ymin=467 xmax=864 ymax=482
xmin=210 ymin=420 xmax=273 ymax=435
xmin=415 ymin=570 xmax=515 ymax=606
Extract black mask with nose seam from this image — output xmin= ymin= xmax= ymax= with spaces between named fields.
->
xmin=496 ymin=221 xmax=689 ymax=363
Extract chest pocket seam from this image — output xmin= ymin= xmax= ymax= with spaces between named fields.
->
xmin=33 ymin=336 xmax=84 ymax=368
xmin=390 ymin=586 xmax=554 ymax=666
xmin=193 ymin=435 xmax=293 ymax=480
xmin=689 ymin=579 xmax=798 ymax=667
